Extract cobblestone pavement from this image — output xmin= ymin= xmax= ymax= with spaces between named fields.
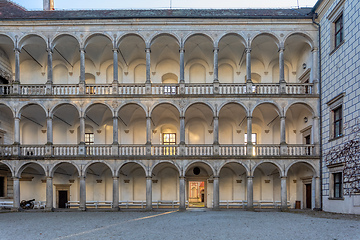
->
xmin=0 ymin=209 xmax=359 ymax=240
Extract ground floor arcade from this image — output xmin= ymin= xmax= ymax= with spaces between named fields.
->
xmin=0 ymin=158 xmax=320 ymax=211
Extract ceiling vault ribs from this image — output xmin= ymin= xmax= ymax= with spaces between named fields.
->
xmin=22 ymin=47 xmax=43 ymax=68
xmin=54 ymin=47 xmax=73 ymax=68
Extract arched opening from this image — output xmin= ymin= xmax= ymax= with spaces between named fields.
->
xmin=118 ymin=104 xmax=146 ymax=145
xmin=0 ymin=35 xmax=15 ymax=84
xmin=52 ymin=104 xmax=79 ymax=145
xmin=0 ymin=104 xmax=14 ymax=144
xmin=219 ymin=103 xmax=247 ymax=144
xmin=185 ymin=103 xmax=213 ymax=145
xmin=0 ymin=163 xmax=13 ymax=204
xmin=20 ymin=104 xmax=46 ymax=145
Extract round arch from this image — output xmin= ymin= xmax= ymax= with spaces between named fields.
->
xmin=50 ymin=102 xmax=81 ymax=118
xmin=0 ymin=33 xmax=15 ymax=46
xmin=183 ymin=160 xmax=215 ymax=177
xmin=217 ymin=32 xmax=246 ymax=47
xmin=0 ymin=161 xmax=15 ymax=176
xmin=284 ymin=101 xmax=316 ymax=117
xmin=149 ymin=160 xmax=181 ymax=177
xmin=84 ymin=102 xmax=113 ymax=115
xmin=284 ymin=32 xmax=315 ymax=49
xmin=150 ymin=102 xmax=181 ymax=117
xmin=115 ymin=161 xmax=148 ymax=177
xmin=18 ymin=33 xmax=47 ymax=49
xmin=217 ymin=160 xmax=250 ymax=177
xmin=16 ymin=161 xmax=47 ymax=178
xmin=285 ymin=160 xmax=317 ymax=177
xmin=83 ymin=32 xmax=113 ymax=48
xmin=149 ymin=32 xmax=181 ymax=47
xmin=82 ymin=160 xmax=115 ymax=177
xmin=51 ymin=33 xmax=80 ymax=49
xmin=117 ymin=102 xmax=147 ymax=117
xmin=49 ymin=161 xmax=81 ymax=177
xmin=183 ymin=32 xmax=214 ymax=46
xmin=184 ymin=102 xmax=214 ymax=117
xmin=18 ymin=102 xmax=47 ymax=118
xmin=251 ymin=161 xmax=284 ymax=177
xmin=117 ymin=32 xmax=146 ymax=47
xmin=218 ymin=101 xmax=248 ymax=116
xmin=250 ymin=101 xmax=282 ymax=117
xmin=0 ymin=102 xmax=15 ymax=118
xmin=250 ymin=32 xmax=281 ymax=48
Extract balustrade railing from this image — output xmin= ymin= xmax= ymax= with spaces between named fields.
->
xmin=86 ymin=145 xmax=112 ymax=156
xmin=20 ymin=145 xmax=46 ymax=156
xmin=0 ymin=84 xmax=12 ymax=95
xmin=20 ymin=85 xmax=46 ymax=95
xmin=219 ymin=145 xmax=246 ymax=156
xmin=255 ymin=144 xmax=280 ymax=156
xmin=119 ymin=145 xmax=146 ymax=156
xmin=288 ymin=144 xmax=314 ymax=156
xmin=0 ymin=83 xmax=315 ymax=96
xmin=0 ymin=144 xmax=317 ymax=158
xmin=185 ymin=145 xmax=213 ymax=156
xmin=53 ymin=145 xmax=78 ymax=156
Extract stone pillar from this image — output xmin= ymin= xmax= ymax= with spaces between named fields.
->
xmin=246 ymin=48 xmax=253 ymax=93
xmin=112 ymin=48 xmax=119 ymax=83
xmin=146 ymin=116 xmax=151 ymax=155
xmin=180 ymin=116 xmax=185 ymax=145
xmin=246 ymin=116 xmax=253 ymax=156
xmin=179 ymin=176 xmax=186 ymax=211
xmin=280 ymin=116 xmax=287 ymax=155
xmin=79 ymin=48 xmax=86 ymax=83
xmin=14 ymin=48 xmax=20 ymax=83
xmin=279 ymin=47 xmax=286 ymax=94
xmin=46 ymin=48 xmax=53 ymax=84
xmin=112 ymin=116 xmax=118 ymax=144
xmin=112 ymin=177 xmax=119 ymax=210
xmin=146 ymin=176 xmax=152 ymax=210
xmin=247 ymin=176 xmax=254 ymax=209
xmin=145 ymin=48 xmax=151 ymax=83
xmin=312 ymin=47 xmax=319 ymax=94
xmin=213 ymin=47 xmax=219 ymax=83
xmin=46 ymin=117 xmax=53 ymax=144
xmin=14 ymin=117 xmax=20 ymax=144
xmin=12 ymin=177 xmax=20 ymax=211
xmin=79 ymin=176 xmax=86 ymax=211
xmin=213 ymin=116 xmax=219 ymax=155
xmin=312 ymin=116 xmax=320 ymax=155
xmin=280 ymin=176 xmax=288 ymax=209
xmin=79 ymin=116 xmax=86 ymax=156
xmin=314 ymin=176 xmax=321 ymax=210
xmin=213 ymin=176 xmax=219 ymax=210
xmin=45 ymin=177 xmax=53 ymax=211
xmin=179 ymin=48 xmax=185 ymax=83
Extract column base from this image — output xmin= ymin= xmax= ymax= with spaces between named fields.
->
xmin=44 ymin=207 xmax=53 ymax=212
xmin=145 ymin=207 xmax=152 ymax=211
xmin=11 ymin=207 xmax=21 ymax=212
xmin=312 ymin=208 xmax=322 ymax=211
xmin=212 ymin=207 xmax=220 ymax=211
xmin=179 ymin=206 xmax=186 ymax=212
xmin=111 ymin=207 xmax=119 ymax=211
xmin=246 ymin=206 xmax=255 ymax=211
xmin=78 ymin=207 xmax=86 ymax=211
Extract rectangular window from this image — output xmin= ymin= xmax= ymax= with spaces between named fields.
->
xmin=335 ymin=14 xmax=343 ymax=48
xmin=244 ymin=133 xmax=257 ymax=145
xmin=85 ymin=133 xmax=94 ymax=145
xmin=333 ymin=172 xmax=342 ymax=198
xmin=163 ymin=133 xmax=176 ymax=155
xmin=333 ymin=106 xmax=342 ymax=138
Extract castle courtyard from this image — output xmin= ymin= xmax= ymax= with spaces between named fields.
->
xmin=0 ymin=210 xmax=359 ymax=240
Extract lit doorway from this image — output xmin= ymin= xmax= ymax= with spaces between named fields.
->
xmin=188 ymin=181 xmax=205 ymax=208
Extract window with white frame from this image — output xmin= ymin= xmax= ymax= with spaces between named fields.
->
xmin=327 ymin=93 xmax=344 ymax=140
xmin=328 ymin=164 xmax=344 ymax=200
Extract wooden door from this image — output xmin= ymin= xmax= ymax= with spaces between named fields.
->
xmin=305 ymin=184 xmax=311 ymax=209
xmin=58 ymin=190 xmax=68 ymax=208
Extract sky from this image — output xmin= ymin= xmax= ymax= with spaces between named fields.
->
xmin=12 ymin=0 xmax=319 ymax=10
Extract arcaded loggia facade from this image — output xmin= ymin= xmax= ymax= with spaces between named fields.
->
xmin=0 ymin=1 xmax=321 ymax=211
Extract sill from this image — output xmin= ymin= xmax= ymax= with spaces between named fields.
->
xmin=328 ymin=197 xmax=344 ymax=200
xmin=328 ymin=135 xmax=343 ymax=142
xmin=330 ymin=40 xmax=345 ymax=55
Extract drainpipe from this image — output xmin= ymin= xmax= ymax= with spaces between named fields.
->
xmin=312 ymin=12 xmax=322 ymax=211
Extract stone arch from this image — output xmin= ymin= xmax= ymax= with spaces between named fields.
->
xmin=183 ymin=160 xmax=215 ymax=177
xmin=0 ymin=33 xmax=15 ymax=46
xmin=150 ymin=160 xmax=181 ymax=176
xmin=183 ymin=32 xmax=214 ymax=46
xmin=49 ymin=161 xmax=81 ymax=177
xmin=84 ymin=102 xmax=113 ymax=116
xmin=0 ymin=102 xmax=15 ymax=118
xmin=0 ymin=161 xmax=15 ymax=177
xmin=117 ymin=32 xmax=147 ymax=47
xmin=216 ymin=32 xmax=246 ymax=47
xmin=217 ymin=160 xmax=250 ymax=176
xmin=285 ymin=160 xmax=317 ymax=177
xmin=251 ymin=161 xmax=284 ymax=177
xmin=18 ymin=102 xmax=47 ymax=118
xmin=50 ymin=102 xmax=81 ymax=118
xmin=82 ymin=160 xmax=115 ymax=177
xmin=117 ymin=102 xmax=147 ymax=117
xmin=51 ymin=33 xmax=80 ymax=49
xmin=149 ymin=32 xmax=181 ymax=47
xmin=250 ymin=101 xmax=282 ymax=117
xmin=83 ymin=32 xmax=113 ymax=48
xmin=250 ymin=32 xmax=281 ymax=48
xmin=217 ymin=101 xmax=248 ymax=116
xmin=18 ymin=33 xmax=48 ymax=49
xmin=284 ymin=32 xmax=315 ymax=49
xmin=150 ymin=102 xmax=181 ymax=117
xmin=184 ymin=102 xmax=214 ymax=117
xmin=284 ymin=101 xmax=316 ymax=117
xmin=115 ymin=161 xmax=148 ymax=177
xmin=16 ymin=161 xmax=47 ymax=178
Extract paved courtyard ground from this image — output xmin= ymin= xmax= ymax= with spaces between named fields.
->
xmin=0 ymin=209 xmax=359 ymax=240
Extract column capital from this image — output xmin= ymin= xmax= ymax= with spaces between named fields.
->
xmin=311 ymin=47 xmax=319 ymax=52
xmin=12 ymin=176 xmax=20 ymax=180
xmin=313 ymin=116 xmax=320 ymax=120
xmin=79 ymin=48 xmax=86 ymax=53
xmin=14 ymin=48 xmax=21 ymax=53
xmin=281 ymin=176 xmax=287 ymax=179
xmin=79 ymin=175 xmax=86 ymax=179
xmin=46 ymin=176 xmax=53 ymax=180
xmin=179 ymin=116 xmax=185 ymax=120
xmin=247 ymin=176 xmax=254 ymax=179
xmin=179 ymin=47 xmax=185 ymax=53
xmin=46 ymin=48 xmax=53 ymax=53
xmin=112 ymin=48 xmax=119 ymax=53
xmin=247 ymin=116 xmax=252 ymax=120
xmin=47 ymin=116 xmax=53 ymax=120
xmin=213 ymin=116 xmax=219 ymax=120
xmin=280 ymin=115 xmax=286 ymax=119
xmin=213 ymin=47 xmax=219 ymax=52
xmin=278 ymin=47 xmax=285 ymax=52
xmin=179 ymin=176 xmax=185 ymax=180
xmin=112 ymin=176 xmax=119 ymax=180
xmin=246 ymin=48 xmax=251 ymax=53
xmin=146 ymin=176 xmax=152 ymax=179
xmin=145 ymin=48 xmax=151 ymax=53
xmin=213 ymin=176 xmax=219 ymax=179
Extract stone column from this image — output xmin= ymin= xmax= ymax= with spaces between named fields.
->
xmin=113 ymin=116 xmax=118 ymax=144
xmin=12 ymin=177 xmax=20 ymax=210
xmin=14 ymin=48 xmax=21 ymax=83
xmin=213 ymin=176 xmax=219 ymax=210
xmin=146 ymin=176 xmax=152 ymax=210
xmin=145 ymin=48 xmax=151 ymax=83
xmin=280 ymin=116 xmax=287 ymax=155
xmin=179 ymin=176 xmax=186 ymax=211
xmin=213 ymin=116 xmax=219 ymax=145
xmin=246 ymin=116 xmax=253 ymax=156
xmin=279 ymin=47 xmax=285 ymax=83
xmin=280 ymin=176 xmax=287 ymax=209
xmin=213 ymin=47 xmax=219 ymax=83
xmin=79 ymin=176 xmax=86 ymax=211
xmin=246 ymin=48 xmax=253 ymax=93
xmin=112 ymin=48 xmax=119 ymax=83
xmin=179 ymin=48 xmax=185 ymax=83
xmin=46 ymin=48 xmax=53 ymax=84
xmin=46 ymin=117 xmax=53 ymax=144
xmin=14 ymin=117 xmax=20 ymax=144
xmin=79 ymin=48 xmax=86 ymax=83
xmin=146 ymin=116 xmax=152 ymax=155
xmin=314 ymin=176 xmax=321 ymax=210
xmin=112 ymin=177 xmax=119 ymax=210
xmin=312 ymin=116 xmax=320 ymax=155
xmin=180 ymin=116 xmax=185 ymax=145
xmin=312 ymin=47 xmax=319 ymax=94
xmin=79 ymin=117 xmax=85 ymax=144
xmin=45 ymin=177 xmax=53 ymax=211
xmin=247 ymin=176 xmax=254 ymax=209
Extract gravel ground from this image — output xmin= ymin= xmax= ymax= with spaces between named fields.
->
xmin=0 ymin=209 xmax=359 ymax=240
